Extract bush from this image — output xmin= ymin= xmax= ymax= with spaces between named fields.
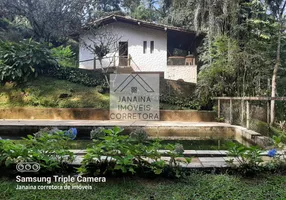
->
xmin=90 ymin=127 xmax=106 ymax=140
xmin=78 ymin=127 xmax=190 ymax=178
xmin=226 ymin=142 xmax=264 ymax=176
xmin=51 ymin=45 xmax=77 ymax=68
xmin=0 ymin=128 xmax=76 ymax=173
xmin=43 ymin=67 xmax=106 ymax=87
xmin=129 ymin=128 xmax=148 ymax=143
xmin=0 ymin=39 xmax=57 ymax=84
xmin=160 ymin=94 xmax=201 ymax=110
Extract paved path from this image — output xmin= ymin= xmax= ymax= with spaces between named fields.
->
xmin=70 ymin=152 xmax=275 ymax=169
xmin=0 ymin=119 xmax=231 ymax=127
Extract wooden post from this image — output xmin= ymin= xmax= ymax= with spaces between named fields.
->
xmin=246 ymin=100 xmax=250 ymax=129
xmin=229 ymin=99 xmax=233 ymax=124
xmin=241 ymin=100 xmax=244 ymax=126
xmin=217 ymin=99 xmax=221 ymax=119
xmin=267 ymin=100 xmax=270 ymax=124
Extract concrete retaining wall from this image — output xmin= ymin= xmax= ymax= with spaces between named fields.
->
xmin=0 ymin=108 xmax=216 ymax=122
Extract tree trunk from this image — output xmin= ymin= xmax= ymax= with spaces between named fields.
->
xmin=99 ymin=59 xmax=110 ymax=87
xmin=270 ymin=1 xmax=286 ymax=125
xmin=270 ymin=34 xmax=280 ymax=125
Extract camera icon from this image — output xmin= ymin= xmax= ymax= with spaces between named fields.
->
xmin=16 ymin=162 xmax=41 ymax=172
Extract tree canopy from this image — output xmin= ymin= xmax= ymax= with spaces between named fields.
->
xmin=1 ymin=0 xmax=286 ymax=121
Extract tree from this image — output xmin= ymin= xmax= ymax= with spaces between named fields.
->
xmin=266 ymin=0 xmax=286 ymax=125
xmin=0 ymin=0 xmax=89 ymax=45
xmin=81 ymin=25 xmax=122 ymax=86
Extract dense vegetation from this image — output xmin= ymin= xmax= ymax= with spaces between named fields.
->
xmin=1 ymin=0 xmax=286 ymax=121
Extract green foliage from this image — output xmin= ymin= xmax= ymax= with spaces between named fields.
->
xmin=51 ymin=45 xmax=77 ymax=68
xmin=1 ymin=173 xmax=286 ymax=199
xmin=173 ymin=143 xmax=184 ymax=155
xmin=226 ymin=142 xmax=264 ymax=176
xmin=43 ymin=67 xmax=106 ymax=87
xmin=0 ymin=76 xmax=109 ymax=108
xmin=160 ymin=94 xmax=201 ymax=110
xmin=132 ymin=4 xmax=159 ymax=22
xmin=90 ymin=127 xmax=106 ymax=140
xmin=0 ymin=130 xmax=74 ymax=173
xmin=264 ymin=134 xmax=286 ymax=171
xmin=78 ymin=126 xmax=188 ymax=178
xmin=129 ymin=128 xmax=148 ymax=143
xmin=0 ymin=39 xmax=57 ymax=84
xmin=196 ymin=36 xmax=240 ymax=106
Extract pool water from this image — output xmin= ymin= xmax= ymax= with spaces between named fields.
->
xmin=9 ymin=139 xmax=240 ymax=150
xmin=159 ymin=139 xmax=239 ymax=150
xmin=66 ymin=139 xmax=239 ymax=150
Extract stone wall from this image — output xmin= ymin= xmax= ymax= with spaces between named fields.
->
xmin=0 ymin=108 xmax=216 ymax=122
xmin=165 ymin=65 xmax=197 ymax=83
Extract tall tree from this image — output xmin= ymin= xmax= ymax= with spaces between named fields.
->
xmin=266 ymin=0 xmax=286 ymax=125
xmin=0 ymin=0 xmax=90 ymax=45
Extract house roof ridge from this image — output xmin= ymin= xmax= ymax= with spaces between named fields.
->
xmin=86 ymin=14 xmax=205 ymax=35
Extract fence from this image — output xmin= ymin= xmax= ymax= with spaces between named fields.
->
xmin=79 ymin=55 xmax=142 ymax=71
xmin=213 ymin=97 xmax=286 ymax=130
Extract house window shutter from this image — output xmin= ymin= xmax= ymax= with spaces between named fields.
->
xmin=143 ymin=41 xmax=147 ymax=54
xmin=150 ymin=41 xmax=154 ymax=53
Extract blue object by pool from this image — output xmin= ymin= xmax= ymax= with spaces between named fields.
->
xmin=65 ymin=128 xmax=77 ymax=140
xmin=267 ymin=149 xmax=277 ymax=157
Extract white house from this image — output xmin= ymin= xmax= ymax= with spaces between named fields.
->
xmin=79 ymin=15 xmax=204 ymax=83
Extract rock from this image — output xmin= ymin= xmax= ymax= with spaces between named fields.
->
xmin=59 ymin=93 xmax=69 ymax=98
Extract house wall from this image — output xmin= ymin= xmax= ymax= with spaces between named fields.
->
xmin=79 ymin=22 xmax=167 ymax=72
xmin=165 ymin=65 xmax=197 ymax=83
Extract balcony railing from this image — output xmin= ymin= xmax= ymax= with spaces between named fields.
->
xmin=167 ymin=56 xmax=195 ymax=66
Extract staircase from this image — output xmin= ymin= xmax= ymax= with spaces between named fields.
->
xmin=116 ymin=66 xmax=134 ymax=74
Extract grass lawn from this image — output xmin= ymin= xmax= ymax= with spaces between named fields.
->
xmin=0 ymin=76 xmax=190 ymax=110
xmin=0 ymin=76 xmax=109 ymax=108
xmin=0 ymin=173 xmax=286 ymax=199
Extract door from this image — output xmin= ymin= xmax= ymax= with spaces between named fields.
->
xmin=119 ymin=42 xmax=128 ymax=66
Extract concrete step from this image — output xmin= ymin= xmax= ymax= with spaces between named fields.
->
xmin=116 ymin=67 xmax=134 ymax=74
xmin=69 ymin=155 xmax=275 ymax=169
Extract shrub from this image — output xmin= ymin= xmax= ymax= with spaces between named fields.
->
xmin=174 ymin=143 xmax=184 ymax=155
xmin=0 ymin=39 xmax=57 ymax=84
xmin=0 ymin=128 xmax=75 ymax=173
xmin=78 ymin=127 xmax=190 ymax=177
xmin=160 ymin=94 xmax=201 ymax=110
xmin=265 ymin=135 xmax=286 ymax=171
xmin=226 ymin=142 xmax=264 ymax=176
xmin=51 ymin=45 xmax=77 ymax=68
xmin=129 ymin=128 xmax=148 ymax=143
xmin=90 ymin=127 xmax=106 ymax=140
xmin=43 ymin=67 xmax=106 ymax=87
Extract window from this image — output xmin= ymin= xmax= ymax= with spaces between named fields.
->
xmin=143 ymin=41 xmax=147 ymax=54
xmin=150 ymin=41 xmax=154 ymax=53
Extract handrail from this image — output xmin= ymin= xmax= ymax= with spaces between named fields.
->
xmin=213 ymin=97 xmax=286 ymax=101
xmin=128 ymin=55 xmax=141 ymax=71
xmin=78 ymin=55 xmax=141 ymax=72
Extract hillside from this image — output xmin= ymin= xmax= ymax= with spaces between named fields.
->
xmin=0 ymin=76 xmax=109 ymax=108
